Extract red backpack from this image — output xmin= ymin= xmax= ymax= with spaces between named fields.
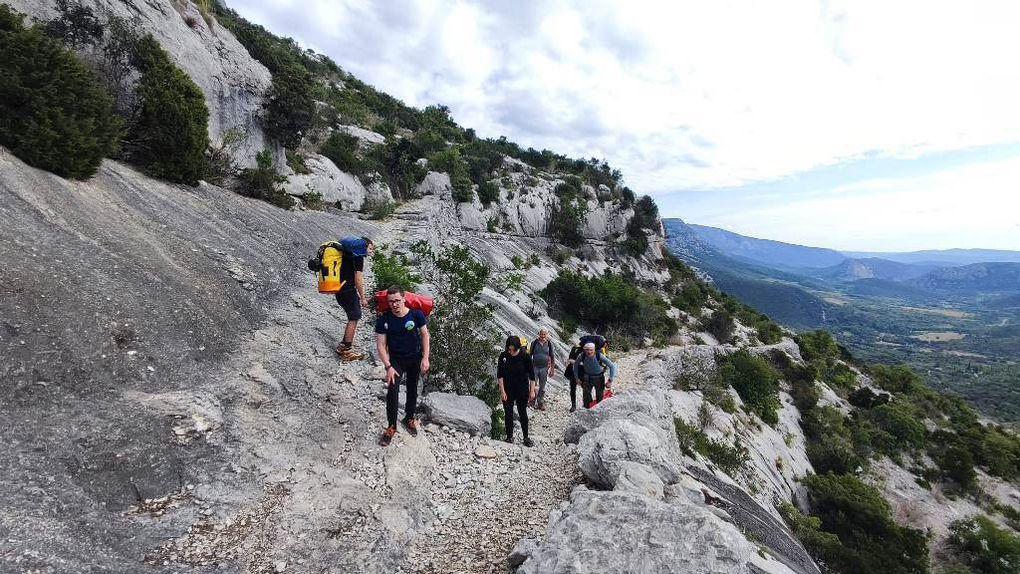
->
xmin=374 ymin=290 xmax=435 ymax=315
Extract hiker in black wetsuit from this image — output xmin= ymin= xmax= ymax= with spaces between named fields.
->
xmin=497 ymin=336 xmax=536 ymax=447
xmin=564 ymin=341 xmax=584 ymax=412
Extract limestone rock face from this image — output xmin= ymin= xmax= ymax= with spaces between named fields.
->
xmin=614 ymin=461 xmax=666 ymax=500
xmin=338 ymin=125 xmax=386 ymax=147
xmin=283 ymin=154 xmax=391 ymax=210
xmin=419 ymin=392 xmax=492 ymax=436
xmin=518 ymin=489 xmax=751 ymax=574
xmin=7 ymin=0 xmax=278 ymax=168
xmin=415 ymin=172 xmax=453 ymax=200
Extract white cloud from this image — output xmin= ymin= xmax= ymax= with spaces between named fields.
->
xmin=229 ymin=0 xmax=1020 ymax=249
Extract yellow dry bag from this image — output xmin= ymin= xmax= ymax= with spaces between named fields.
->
xmin=315 ymin=242 xmax=345 ymax=294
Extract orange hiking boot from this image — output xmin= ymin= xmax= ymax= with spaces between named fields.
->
xmin=403 ymin=418 xmax=419 ymax=437
xmin=379 ymin=425 xmax=397 ymax=447
xmin=336 ymin=345 xmax=365 ymax=362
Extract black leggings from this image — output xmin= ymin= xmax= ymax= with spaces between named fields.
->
xmin=503 ymin=391 xmax=529 ymax=440
xmin=386 ymin=355 xmax=420 ymax=427
xmin=582 ymin=375 xmax=606 ymax=409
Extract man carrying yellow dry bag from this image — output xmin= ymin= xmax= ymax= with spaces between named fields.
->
xmin=308 ymin=236 xmax=374 ymax=361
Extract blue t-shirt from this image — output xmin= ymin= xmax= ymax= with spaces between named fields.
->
xmin=375 ymin=309 xmax=427 ymax=358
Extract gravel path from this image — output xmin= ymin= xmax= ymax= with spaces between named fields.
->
xmin=398 ymin=387 xmax=583 ymax=574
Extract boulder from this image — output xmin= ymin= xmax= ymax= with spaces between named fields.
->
xmin=419 ymin=392 xmax=492 ymax=436
xmin=283 ymin=155 xmax=376 ymax=210
xmin=614 ymin=462 xmax=665 ymax=500
xmin=564 ymin=388 xmax=676 ymax=444
xmin=415 ymin=172 xmax=452 ymax=199
xmin=518 ymin=490 xmax=750 ymax=574
xmin=578 ymin=418 xmax=683 ymax=488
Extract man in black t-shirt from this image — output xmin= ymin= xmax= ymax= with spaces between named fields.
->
xmin=375 ymin=285 xmax=431 ymax=447
xmin=335 ymin=237 xmax=374 ymax=361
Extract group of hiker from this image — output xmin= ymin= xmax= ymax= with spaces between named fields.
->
xmin=309 ymin=236 xmax=619 ymax=448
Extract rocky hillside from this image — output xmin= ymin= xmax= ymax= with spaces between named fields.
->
xmin=3 ymin=2 xmax=1020 ymax=574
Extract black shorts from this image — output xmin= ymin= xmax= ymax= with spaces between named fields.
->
xmin=335 ymin=288 xmax=362 ymax=321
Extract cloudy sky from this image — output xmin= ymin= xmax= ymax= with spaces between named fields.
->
xmin=231 ymin=0 xmax=1019 ymax=252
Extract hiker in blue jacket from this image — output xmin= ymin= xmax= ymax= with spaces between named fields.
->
xmin=573 ymin=341 xmax=617 ymax=408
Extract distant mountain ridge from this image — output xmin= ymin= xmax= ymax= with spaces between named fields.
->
xmin=911 ymin=262 xmax=1020 ymax=293
xmin=687 ymin=224 xmax=846 ymax=269
xmin=812 ymin=258 xmax=939 ymax=282
xmin=845 ymin=248 xmax=1020 ymax=265
xmin=687 ymin=223 xmax=1020 ymax=268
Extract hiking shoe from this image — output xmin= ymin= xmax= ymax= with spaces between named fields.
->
xmin=504 ymin=436 xmax=513 ymax=444
xmin=537 ymin=401 xmax=545 ymax=411
xmin=379 ymin=425 xmax=397 ymax=447
xmin=569 ymin=406 xmax=577 ymax=413
xmin=337 ymin=347 xmax=365 ymax=362
xmin=528 ymin=399 xmax=536 ymax=408
xmin=523 ymin=438 xmax=534 ymax=448
xmin=403 ymin=418 xmax=419 ymax=437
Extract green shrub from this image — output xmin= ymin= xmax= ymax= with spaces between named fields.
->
xmin=42 ymin=0 xmax=103 ymax=49
xmin=0 ymin=6 xmax=123 ymax=179
xmin=365 ymin=198 xmax=396 ymax=220
xmin=700 ymin=310 xmax=736 ymax=344
xmin=237 ymin=150 xmax=292 ymax=208
xmin=410 ymin=242 xmax=499 ymax=408
xmin=823 ymin=361 xmax=857 ymax=390
xmin=126 ymin=34 xmax=209 ymax=185
xmin=264 ymin=66 xmax=315 ymax=148
xmin=870 ymin=364 xmax=924 ymax=394
xmin=542 ymin=271 xmax=678 ymax=347
xmin=622 ymin=195 xmax=658 ymax=256
xmin=672 ymin=283 xmax=709 ymax=316
xmin=778 ymin=502 xmax=844 ymax=567
xmin=550 ymin=196 xmax=588 ymax=247
xmin=674 ymin=417 xmax=748 ymax=476
xmin=937 ymin=445 xmax=978 ymax=493
xmin=370 ymin=138 xmax=426 ymax=199
xmin=949 ymin=515 xmax=1020 ymax=574
xmin=718 ymin=350 xmax=781 ymax=425
xmin=802 ymin=406 xmax=866 ymax=474
xmin=796 ymin=330 xmax=840 ymax=363
xmin=802 ymin=473 xmax=930 ymax=574
xmin=428 ymin=148 xmax=474 ymax=202
xmin=756 ymin=320 xmax=783 ymax=344
xmin=863 ymin=402 xmax=927 ymax=455
xmin=286 ymin=149 xmax=310 ymax=174
xmin=301 ymin=190 xmax=323 ymax=210
xmin=477 ymin=180 xmax=499 ymax=206
xmin=371 ymin=247 xmax=420 ymax=294
xmin=320 ymin=131 xmax=365 ymax=174
xmin=214 ymin=6 xmax=314 ymax=148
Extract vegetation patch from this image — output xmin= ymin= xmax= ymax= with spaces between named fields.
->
xmin=673 ymin=417 xmax=748 ymax=476
xmin=0 ymin=5 xmax=123 ymax=179
xmin=717 ymin=350 xmax=781 ymax=425
xmin=126 ymin=34 xmax=210 ymax=185
xmin=542 ymin=271 xmax=678 ymax=347
xmin=236 ymin=150 xmax=292 ymax=209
